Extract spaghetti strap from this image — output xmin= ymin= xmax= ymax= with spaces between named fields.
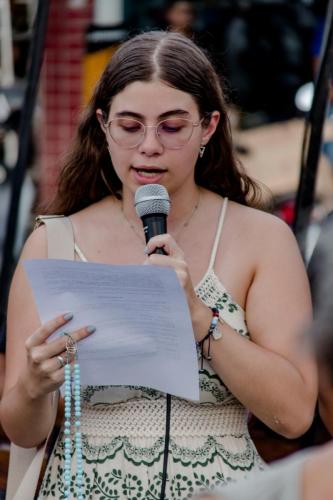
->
xmin=208 ymin=198 xmax=228 ymax=270
xmin=74 ymin=243 xmax=88 ymax=262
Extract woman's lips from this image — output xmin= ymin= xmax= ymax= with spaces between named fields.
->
xmin=131 ymin=167 xmax=167 ymax=184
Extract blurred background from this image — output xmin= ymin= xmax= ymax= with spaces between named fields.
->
xmin=1 ymin=0 xmax=333 ymax=270
xmin=0 ymin=0 xmax=333 ymax=494
xmin=0 ymin=0 xmax=331 ymax=240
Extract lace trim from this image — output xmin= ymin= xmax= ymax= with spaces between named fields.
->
xmin=53 ymin=432 xmax=258 ymax=469
xmin=81 ymin=369 xmax=240 ymax=407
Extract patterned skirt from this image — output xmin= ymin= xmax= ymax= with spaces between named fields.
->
xmin=38 ymin=396 xmax=265 ymax=499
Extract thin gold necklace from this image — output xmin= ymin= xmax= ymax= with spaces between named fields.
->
xmin=121 ymin=192 xmax=201 ymax=245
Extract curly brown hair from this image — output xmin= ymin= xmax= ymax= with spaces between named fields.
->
xmin=46 ymin=30 xmax=262 ymax=215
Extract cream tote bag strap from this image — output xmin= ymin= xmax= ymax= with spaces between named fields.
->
xmin=6 ymin=391 xmax=59 ymax=500
xmin=6 ymin=215 xmax=75 ymax=500
xmin=34 ymin=215 xmax=75 ymax=260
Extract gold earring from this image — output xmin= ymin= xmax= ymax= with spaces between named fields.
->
xmin=199 ymin=145 xmax=206 ymax=158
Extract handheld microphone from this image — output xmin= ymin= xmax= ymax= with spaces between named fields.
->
xmin=134 ymin=184 xmax=170 ymax=255
xmin=135 ymin=183 xmax=172 ymax=497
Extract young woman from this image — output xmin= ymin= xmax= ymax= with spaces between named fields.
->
xmin=1 ymin=31 xmax=317 ymax=499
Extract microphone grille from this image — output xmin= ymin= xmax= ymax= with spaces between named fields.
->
xmin=135 ymin=184 xmax=170 ymax=217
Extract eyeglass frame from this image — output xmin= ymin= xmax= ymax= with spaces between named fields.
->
xmin=102 ymin=115 xmax=207 ymax=150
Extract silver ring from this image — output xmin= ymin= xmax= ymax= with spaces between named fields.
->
xmin=56 ymin=355 xmax=66 ymax=368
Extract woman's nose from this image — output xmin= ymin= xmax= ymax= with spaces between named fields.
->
xmin=137 ymin=126 xmax=164 ymax=155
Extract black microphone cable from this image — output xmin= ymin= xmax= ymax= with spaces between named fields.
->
xmin=160 ymin=393 xmax=172 ymax=500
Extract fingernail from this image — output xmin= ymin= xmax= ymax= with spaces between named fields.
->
xmin=64 ymin=313 xmax=73 ymax=321
xmin=87 ymin=325 xmax=96 ymax=334
xmin=144 ymin=246 xmax=149 ymax=254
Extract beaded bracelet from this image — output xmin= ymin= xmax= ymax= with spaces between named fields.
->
xmin=198 ymin=307 xmax=222 ymax=371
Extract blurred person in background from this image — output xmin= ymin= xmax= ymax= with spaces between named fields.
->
xmin=164 ymin=0 xmax=195 ymax=38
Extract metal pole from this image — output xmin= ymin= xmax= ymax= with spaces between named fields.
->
xmin=293 ymin=0 xmax=333 ymax=257
xmin=0 ymin=0 xmax=15 ymax=87
xmin=0 ymin=0 xmax=50 ymax=332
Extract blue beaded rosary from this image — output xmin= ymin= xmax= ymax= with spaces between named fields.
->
xmin=63 ymin=333 xmax=83 ymax=499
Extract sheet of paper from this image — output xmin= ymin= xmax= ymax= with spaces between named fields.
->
xmin=24 ymin=259 xmax=199 ymax=400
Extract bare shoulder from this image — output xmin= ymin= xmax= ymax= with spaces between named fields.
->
xmin=20 ymin=223 xmax=48 ymax=260
xmin=8 ymin=223 xmax=48 ymax=306
xmin=70 ymin=196 xmax=114 ymax=221
xmin=69 ymin=196 xmax=115 ymax=230
xmin=228 ymin=201 xmax=298 ymax=252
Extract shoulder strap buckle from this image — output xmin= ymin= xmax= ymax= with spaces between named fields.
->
xmin=34 ymin=215 xmax=64 ymax=230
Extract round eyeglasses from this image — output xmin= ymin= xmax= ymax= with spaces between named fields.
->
xmin=105 ymin=117 xmax=204 ymax=149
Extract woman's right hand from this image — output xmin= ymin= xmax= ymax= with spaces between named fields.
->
xmin=21 ymin=313 xmax=95 ymax=400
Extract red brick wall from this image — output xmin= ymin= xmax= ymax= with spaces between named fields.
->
xmin=38 ymin=0 xmax=93 ymax=207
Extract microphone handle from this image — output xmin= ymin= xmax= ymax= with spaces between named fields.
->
xmin=154 ymin=247 xmax=167 ymax=255
xmin=141 ymin=213 xmax=167 ymax=255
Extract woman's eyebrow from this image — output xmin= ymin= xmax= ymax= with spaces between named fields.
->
xmin=114 ymin=109 xmax=191 ymax=120
xmin=115 ymin=111 xmax=143 ymax=119
xmin=159 ymin=109 xmax=191 ymax=119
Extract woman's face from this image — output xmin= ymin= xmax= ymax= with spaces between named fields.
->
xmin=97 ymin=79 xmax=219 ymax=198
